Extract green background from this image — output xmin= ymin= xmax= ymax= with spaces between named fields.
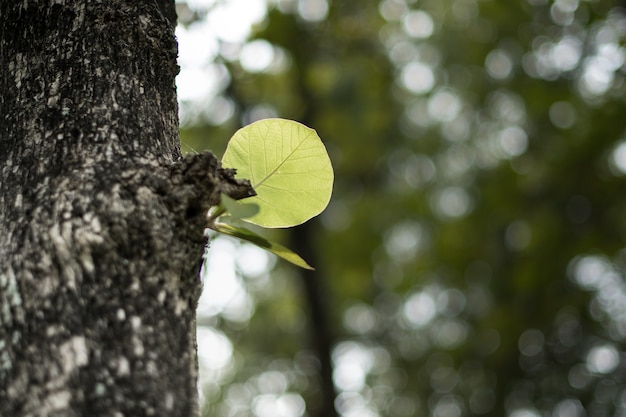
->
xmin=179 ymin=1 xmax=626 ymax=416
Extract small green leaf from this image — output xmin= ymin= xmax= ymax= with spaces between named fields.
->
xmin=220 ymin=193 xmax=260 ymax=220
xmin=211 ymin=222 xmax=314 ymax=270
xmin=222 ymin=118 xmax=333 ymax=228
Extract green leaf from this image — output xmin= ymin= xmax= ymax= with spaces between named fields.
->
xmin=219 ymin=193 xmax=260 ymax=220
xmin=211 ymin=222 xmax=314 ymax=270
xmin=222 ymin=118 xmax=334 ymax=228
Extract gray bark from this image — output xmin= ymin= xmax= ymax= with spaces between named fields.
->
xmin=0 ymin=2 xmax=252 ymax=416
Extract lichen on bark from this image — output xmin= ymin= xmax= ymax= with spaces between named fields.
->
xmin=0 ymin=2 xmax=249 ymax=416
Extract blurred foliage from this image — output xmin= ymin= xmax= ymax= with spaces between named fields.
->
xmin=179 ymin=0 xmax=626 ymax=416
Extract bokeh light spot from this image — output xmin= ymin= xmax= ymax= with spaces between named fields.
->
xmin=344 ymin=303 xmax=378 ymax=335
xmin=570 ymin=255 xmax=611 ymax=290
xmin=568 ymin=363 xmax=592 ymax=389
xmin=553 ymin=398 xmax=584 ymax=417
xmin=485 ymin=49 xmax=513 ymax=80
xmin=549 ymin=101 xmax=576 ymax=129
xmin=498 ymin=126 xmax=528 ymax=158
xmin=252 ymin=393 xmax=306 ymax=417
xmin=610 ymin=141 xmax=626 ymax=175
xmin=401 ymin=62 xmax=435 ymax=94
xmin=434 ymin=319 xmax=469 ymax=349
xmin=433 ymin=187 xmax=472 ymax=219
xmin=197 ymin=327 xmax=233 ymax=370
xmin=236 ymin=243 xmax=274 ymax=278
xmin=432 ymin=395 xmax=462 ymax=417
xmin=509 ymin=409 xmax=541 ymax=417
xmin=403 ymin=10 xmax=434 ymax=39
xmin=379 ymin=0 xmax=409 ymax=22
xmin=430 ymin=367 xmax=459 ymax=393
xmin=404 ymin=292 xmax=436 ymax=327
xmin=240 ymin=40 xmax=276 ymax=73
xmin=505 ymin=221 xmax=531 ymax=251
xmin=297 ymin=0 xmax=329 ymax=22
xmin=332 ymin=342 xmax=375 ymax=392
xmin=586 ymin=344 xmax=620 ymax=374
xmin=518 ymin=329 xmax=544 ymax=356
xmin=428 ymin=90 xmax=462 ymax=122
xmin=384 ymin=221 xmax=427 ymax=261
xmin=209 ymin=0 xmax=266 ymax=42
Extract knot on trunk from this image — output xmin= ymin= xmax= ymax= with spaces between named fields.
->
xmin=165 ymin=151 xmax=255 ymax=221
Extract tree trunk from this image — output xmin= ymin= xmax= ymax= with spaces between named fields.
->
xmin=0 ymin=2 xmax=252 ymax=416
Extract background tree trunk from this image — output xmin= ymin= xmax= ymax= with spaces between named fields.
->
xmin=0 ymin=2 xmax=251 ymax=416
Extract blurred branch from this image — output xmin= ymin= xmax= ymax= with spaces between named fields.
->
xmin=291 ymin=220 xmax=339 ymax=417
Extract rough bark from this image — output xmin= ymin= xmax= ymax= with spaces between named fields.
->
xmin=0 ymin=2 xmax=252 ymax=416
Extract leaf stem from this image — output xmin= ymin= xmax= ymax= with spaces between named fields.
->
xmin=207 ymin=205 xmax=227 ymax=225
